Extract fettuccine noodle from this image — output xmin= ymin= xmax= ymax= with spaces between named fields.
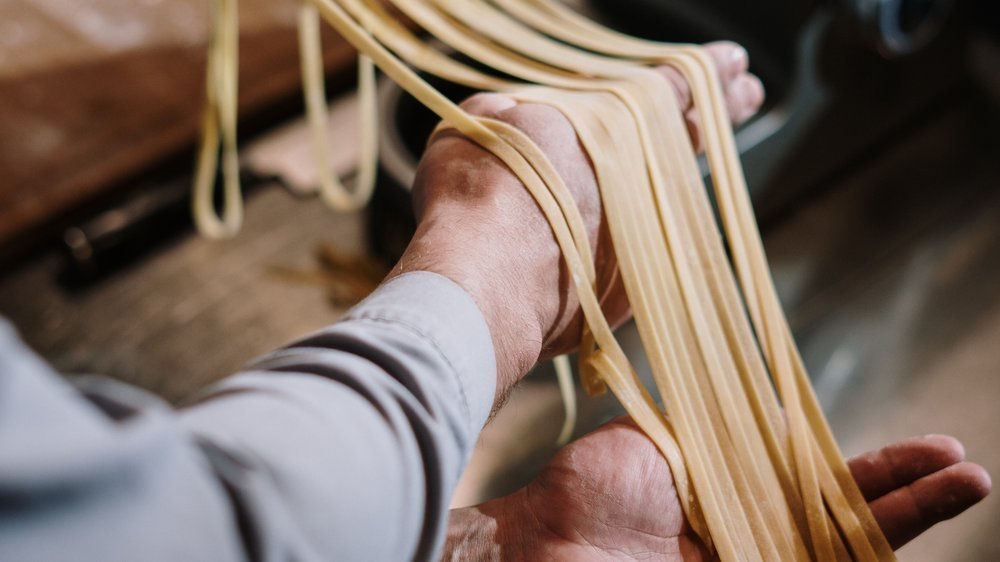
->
xmin=193 ymin=1 xmax=895 ymax=559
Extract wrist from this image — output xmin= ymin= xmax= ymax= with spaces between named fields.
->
xmin=393 ymin=195 xmax=561 ymax=404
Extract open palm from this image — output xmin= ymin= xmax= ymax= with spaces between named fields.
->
xmin=447 ymin=418 xmax=991 ymax=560
xmin=528 ymin=418 xmax=989 ymax=560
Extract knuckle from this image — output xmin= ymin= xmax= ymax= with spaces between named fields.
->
xmin=459 ymin=92 xmax=516 ymax=116
xmin=494 ymin=102 xmax=574 ymax=143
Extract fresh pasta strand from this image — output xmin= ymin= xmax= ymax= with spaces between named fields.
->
xmin=192 ymin=1 xmax=896 ymax=559
xmin=193 ymin=0 xmax=242 ymax=238
xmin=500 ymin=5 xmax=892 ymax=557
xmin=553 ymin=354 xmax=576 ymax=446
xmin=420 ymin=2 xmax=891 ymax=558
xmin=298 ymin=2 xmax=379 ymax=212
xmin=494 ymin=5 xmax=892 ymax=557
xmin=193 ymin=0 xmax=381 ymax=239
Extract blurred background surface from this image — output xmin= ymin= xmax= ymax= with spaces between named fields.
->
xmin=1 ymin=0 xmax=998 ymax=559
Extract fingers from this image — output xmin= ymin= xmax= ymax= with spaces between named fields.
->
xmin=704 ymin=41 xmax=749 ymax=84
xmin=492 ymin=103 xmax=598 ymax=203
xmin=460 ymin=43 xmax=764 ymax=159
xmin=703 ymin=42 xmax=764 ymax=126
xmin=728 ymin=74 xmax=765 ymax=124
xmin=868 ymin=461 xmax=991 ymax=549
xmin=848 ymin=435 xmax=991 ymax=550
xmin=459 ymin=92 xmax=517 ymax=117
xmin=654 ymin=42 xmax=748 ymax=112
xmin=426 ymin=92 xmax=519 ymax=150
xmin=654 ymin=41 xmax=764 ymax=152
xmin=848 ymin=434 xmax=966 ymax=501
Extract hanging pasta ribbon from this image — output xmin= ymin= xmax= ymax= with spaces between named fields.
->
xmin=193 ymin=0 xmax=242 ymax=238
xmin=191 ymin=1 xmax=897 ymax=559
xmin=298 ymin=2 xmax=379 ymax=212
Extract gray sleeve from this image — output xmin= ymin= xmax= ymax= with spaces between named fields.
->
xmin=0 ymin=271 xmax=497 ymax=562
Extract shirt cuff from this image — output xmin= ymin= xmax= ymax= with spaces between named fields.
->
xmin=342 ymin=271 xmax=497 ymax=436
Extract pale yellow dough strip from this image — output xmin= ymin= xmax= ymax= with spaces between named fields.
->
xmin=195 ymin=0 xmax=899 ymax=558
xmin=298 ymin=2 xmax=379 ymax=212
xmin=388 ymin=3 xmax=796 ymax=552
xmin=494 ymin=2 xmax=894 ymax=559
xmin=193 ymin=0 xmax=242 ymax=238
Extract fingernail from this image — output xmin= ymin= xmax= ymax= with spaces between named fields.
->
xmin=730 ymin=45 xmax=748 ymax=65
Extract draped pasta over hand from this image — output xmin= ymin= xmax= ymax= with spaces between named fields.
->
xmin=194 ymin=2 xmax=897 ymax=560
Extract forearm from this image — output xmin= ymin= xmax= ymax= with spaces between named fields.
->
xmin=0 ymin=321 xmax=243 ymax=562
xmin=389 ymin=222 xmax=547 ymax=406
xmin=182 ymin=272 xmax=497 ymax=560
xmin=0 ymin=273 xmax=501 ymax=561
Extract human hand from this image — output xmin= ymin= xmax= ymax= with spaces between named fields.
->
xmin=444 ymin=418 xmax=991 ymax=560
xmin=392 ymin=43 xmax=765 ymax=402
